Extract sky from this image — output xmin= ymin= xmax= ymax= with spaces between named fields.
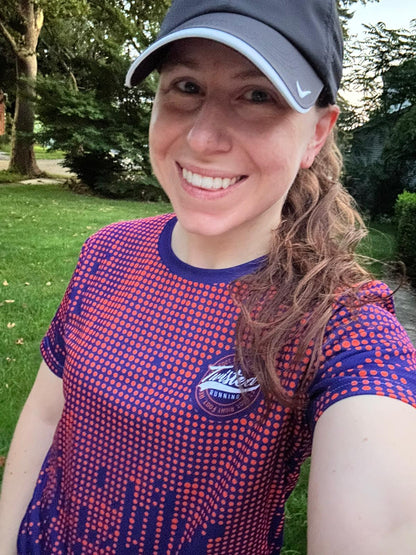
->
xmin=342 ymin=0 xmax=414 ymax=103
xmin=348 ymin=0 xmax=415 ymax=38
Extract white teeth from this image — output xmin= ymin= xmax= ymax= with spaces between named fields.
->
xmin=182 ymin=168 xmax=240 ymax=190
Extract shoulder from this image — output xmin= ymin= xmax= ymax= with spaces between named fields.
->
xmin=326 ymin=280 xmax=405 ymax=348
xmin=325 ymin=279 xmax=415 ymax=370
xmin=85 ymin=213 xmax=175 ymax=251
xmin=76 ymin=213 xmax=175 ymax=265
xmin=333 ymin=279 xmax=395 ymax=320
xmin=307 ymin=280 xmax=416 ymax=427
xmin=67 ymin=213 xmax=175 ymax=285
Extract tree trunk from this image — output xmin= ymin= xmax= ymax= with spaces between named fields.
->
xmin=0 ymin=90 xmax=6 ymax=136
xmin=9 ymin=54 xmax=41 ymax=175
xmin=7 ymin=0 xmax=43 ymax=177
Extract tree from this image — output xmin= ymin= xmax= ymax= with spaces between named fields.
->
xmin=342 ymin=20 xmax=416 ymax=215
xmin=0 ymin=0 xmax=95 ymax=175
xmin=0 ymin=1 xmax=45 ymax=175
xmin=337 ymin=0 xmax=380 ymax=39
xmin=343 ymin=20 xmax=416 ymax=121
xmin=0 ymin=0 xmax=170 ymax=180
xmin=383 ymin=100 xmax=416 ymax=191
xmin=34 ymin=0 xmax=170 ymax=199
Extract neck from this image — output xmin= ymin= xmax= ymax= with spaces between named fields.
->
xmin=171 ymin=221 xmax=271 ymax=269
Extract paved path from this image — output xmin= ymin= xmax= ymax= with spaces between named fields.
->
xmin=0 ymin=153 xmax=74 ymax=177
xmin=384 ymin=277 xmax=416 ymax=346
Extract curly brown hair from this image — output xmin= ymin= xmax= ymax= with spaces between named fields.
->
xmin=231 ymin=129 xmax=372 ymax=411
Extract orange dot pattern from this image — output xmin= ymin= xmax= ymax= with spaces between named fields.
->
xmin=18 ymin=215 xmax=416 ymax=554
xmin=309 ymin=285 xmax=416 ymax=424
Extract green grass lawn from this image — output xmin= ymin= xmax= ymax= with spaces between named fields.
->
xmin=0 ymin=183 xmax=398 ymax=554
xmin=0 ymin=183 xmax=171 ymax=461
xmin=358 ymin=221 xmax=397 ymax=276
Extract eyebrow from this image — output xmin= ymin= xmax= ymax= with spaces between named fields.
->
xmin=160 ymin=57 xmax=267 ymax=81
xmin=160 ymin=57 xmax=199 ymax=72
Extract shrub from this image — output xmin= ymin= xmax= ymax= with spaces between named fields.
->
xmin=395 ymin=191 xmax=416 ymax=281
xmin=35 ymin=68 xmax=167 ymax=201
xmin=64 ymin=151 xmax=167 ymax=202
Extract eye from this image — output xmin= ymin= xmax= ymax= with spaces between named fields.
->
xmin=176 ymin=80 xmax=201 ymax=95
xmin=243 ymin=89 xmax=274 ymax=104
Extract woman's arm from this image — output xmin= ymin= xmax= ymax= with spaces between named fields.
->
xmin=308 ymin=395 xmax=416 ymax=554
xmin=0 ymin=360 xmax=64 ymax=555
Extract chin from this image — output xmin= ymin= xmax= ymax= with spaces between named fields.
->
xmin=174 ymin=209 xmax=238 ymax=238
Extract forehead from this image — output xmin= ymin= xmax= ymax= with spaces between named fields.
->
xmin=160 ymin=38 xmax=266 ymax=78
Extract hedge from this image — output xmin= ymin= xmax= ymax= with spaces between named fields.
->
xmin=395 ymin=191 xmax=416 ymax=281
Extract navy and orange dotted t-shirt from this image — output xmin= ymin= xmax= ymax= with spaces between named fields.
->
xmin=18 ymin=214 xmax=416 ymax=554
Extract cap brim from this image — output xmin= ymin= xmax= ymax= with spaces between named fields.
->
xmin=125 ymin=13 xmax=323 ymax=113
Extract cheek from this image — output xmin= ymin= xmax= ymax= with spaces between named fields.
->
xmin=149 ymin=103 xmax=183 ymax=162
xmin=259 ymin=120 xmax=311 ymax=173
xmin=148 ymin=131 xmax=159 ymax=182
xmin=149 ymin=104 xmax=163 ymax=153
xmin=149 ymin=107 xmax=169 ymax=173
xmin=257 ymin=137 xmax=305 ymax=185
xmin=149 ymin=107 xmax=182 ymax=198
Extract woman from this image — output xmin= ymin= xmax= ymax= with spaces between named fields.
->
xmin=1 ymin=0 xmax=416 ymax=553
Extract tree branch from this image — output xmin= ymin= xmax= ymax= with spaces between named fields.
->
xmin=0 ymin=17 xmax=19 ymax=57
xmin=62 ymin=61 xmax=79 ymax=91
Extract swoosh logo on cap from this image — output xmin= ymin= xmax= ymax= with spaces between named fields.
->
xmin=296 ymin=81 xmax=312 ymax=99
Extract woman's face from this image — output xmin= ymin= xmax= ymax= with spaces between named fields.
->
xmin=149 ymin=39 xmax=338 ymax=259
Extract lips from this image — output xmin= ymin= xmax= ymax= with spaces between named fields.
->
xmin=182 ymin=167 xmax=244 ymax=190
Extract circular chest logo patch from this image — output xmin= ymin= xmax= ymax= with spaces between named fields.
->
xmin=195 ymin=354 xmax=261 ymax=417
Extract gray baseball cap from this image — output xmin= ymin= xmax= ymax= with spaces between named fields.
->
xmin=125 ymin=0 xmax=343 ymax=113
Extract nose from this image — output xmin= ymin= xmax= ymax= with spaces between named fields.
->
xmin=186 ymin=99 xmax=232 ymax=155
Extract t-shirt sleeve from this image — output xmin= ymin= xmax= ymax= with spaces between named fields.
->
xmin=307 ymin=283 xmax=416 ymax=430
xmin=38 ymin=217 xmax=165 ymax=379
xmin=40 ymin=240 xmax=91 ymax=378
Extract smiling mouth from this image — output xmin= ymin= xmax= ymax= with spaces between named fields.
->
xmin=182 ymin=167 xmax=245 ymax=190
